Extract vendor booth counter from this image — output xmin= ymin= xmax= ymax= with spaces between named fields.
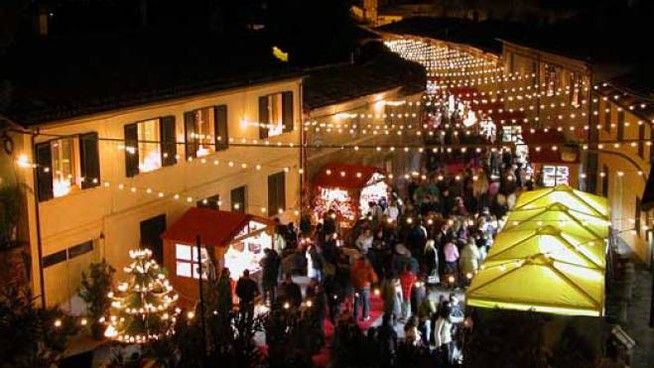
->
xmin=311 ymin=163 xmax=388 ymax=227
xmin=162 ymin=207 xmax=274 ymax=306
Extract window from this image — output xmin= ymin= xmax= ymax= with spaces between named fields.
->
xmin=124 ymin=116 xmax=176 ymax=177
xmin=617 ymin=110 xmax=625 ymax=141
xmin=184 ymin=106 xmax=218 ymax=159
xmin=42 ymin=240 xmax=94 ymax=268
xmin=231 ymin=186 xmax=247 ymax=213
xmin=68 ymin=240 xmax=94 ymax=259
xmin=268 ymin=172 xmax=286 ymax=216
xmin=36 ymin=134 xmax=100 ymax=201
xmin=542 ymin=165 xmax=569 ymax=187
xmin=638 ymin=123 xmax=645 ymax=159
xmin=174 ymin=243 xmax=209 ymax=279
xmin=197 ymin=194 xmax=221 ymax=210
xmin=604 ymin=103 xmax=611 ymax=132
xmin=138 ymin=119 xmax=161 ymax=172
xmin=258 ymin=91 xmax=293 ymax=139
xmin=51 ymin=137 xmax=77 ymax=197
xmin=42 ymin=250 xmax=67 ymax=268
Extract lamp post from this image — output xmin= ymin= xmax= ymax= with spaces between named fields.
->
xmin=195 ymin=235 xmax=208 ymax=362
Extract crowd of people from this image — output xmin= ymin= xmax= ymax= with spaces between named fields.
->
xmin=236 ymin=131 xmax=533 ymax=367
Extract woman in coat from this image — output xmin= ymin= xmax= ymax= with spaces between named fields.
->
xmin=459 ymin=239 xmax=481 ymax=277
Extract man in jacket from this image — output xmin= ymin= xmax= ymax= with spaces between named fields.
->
xmin=279 ymin=273 xmax=303 ymax=308
xmin=350 ymin=256 xmax=378 ymax=321
xmin=235 ymin=269 xmax=259 ymax=327
xmin=260 ymin=248 xmax=280 ymax=305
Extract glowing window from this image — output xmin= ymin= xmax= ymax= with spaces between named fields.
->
xmin=175 ymin=243 xmax=209 ymax=279
xmin=137 ymin=119 xmax=161 ymax=173
xmin=51 ymin=137 xmax=79 ymax=197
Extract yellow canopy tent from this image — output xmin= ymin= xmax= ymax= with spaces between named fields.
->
xmin=513 ymin=185 xmax=609 ymax=219
xmin=466 ymin=253 xmax=605 ymax=316
xmin=485 ymin=225 xmax=605 ymax=270
xmin=502 ymin=203 xmax=610 ymax=240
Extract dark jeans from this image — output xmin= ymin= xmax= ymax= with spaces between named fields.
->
xmin=353 ymin=287 xmax=370 ymax=320
xmin=262 ymin=283 xmax=276 ymax=305
xmin=239 ymin=300 xmax=255 ymax=326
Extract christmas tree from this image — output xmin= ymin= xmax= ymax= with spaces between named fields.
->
xmin=103 ymin=248 xmax=180 ymax=344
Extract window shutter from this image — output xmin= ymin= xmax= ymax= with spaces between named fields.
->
xmin=80 ymin=132 xmax=100 ymax=189
xmin=282 ymin=91 xmax=294 ymax=133
xmin=259 ymin=96 xmax=269 ymax=139
xmin=35 ymin=141 xmax=53 ymax=201
xmin=160 ymin=115 xmax=177 ymax=166
xmin=184 ymin=111 xmax=198 ymax=160
xmin=124 ymin=123 xmax=139 ymax=177
xmin=268 ymin=172 xmax=285 ymax=216
xmin=214 ymin=105 xmax=228 ymax=151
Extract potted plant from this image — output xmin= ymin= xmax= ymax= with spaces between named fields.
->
xmin=0 ymin=286 xmax=78 ymax=367
xmin=79 ymin=259 xmax=115 ymax=339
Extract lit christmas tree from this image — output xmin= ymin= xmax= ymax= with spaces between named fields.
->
xmin=103 ymin=248 xmax=180 ymax=344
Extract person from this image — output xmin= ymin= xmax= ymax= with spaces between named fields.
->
xmin=403 ymin=316 xmax=421 ymax=346
xmin=434 ymin=306 xmax=454 ymax=365
xmin=417 ymin=292 xmax=435 ymax=347
xmin=305 ymin=278 xmax=327 ymax=342
xmin=459 ymin=238 xmax=481 ymax=279
xmin=217 ymin=268 xmax=233 ymax=316
xmin=385 ymin=200 xmax=400 ymax=222
xmin=279 ymin=273 xmax=302 ymax=308
xmin=376 ymin=313 xmax=398 ymax=368
xmin=443 ymin=235 xmax=460 ymax=276
xmin=260 ymin=248 xmax=280 ymax=305
xmin=355 ymin=228 xmax=374 ymax=256
xmin=424 ymin=239 xmax=439 ymax=284
xmin=448 ymin=294 xmax=465 ymax=324
xmin=350 ymin=256 xmax=378 ymax=321
xmin=307 ymin=243 xmax=325 ymax=282
xmin=273 ymin=218 xmax=289 ymax=251
xmin=399 ymin=265 xmax=417 ymax=322
xmin=235 ymin=269 xmax=259 ymax=326
xmin=380 ymin=273 xmax=402 ymax=324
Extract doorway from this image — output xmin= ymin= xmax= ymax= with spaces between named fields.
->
xmin=140 ymin=214 xmax=166 ymax=264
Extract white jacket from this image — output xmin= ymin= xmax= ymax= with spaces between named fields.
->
xmin=434 ymin=317 xmax=453 ymax=347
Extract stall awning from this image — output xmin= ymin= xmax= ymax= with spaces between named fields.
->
xmin=466 ymin=253 xmax=605 ymax=317
xmin=312 ymin=163 xmax=383 ymax=189
xmin=513 ymin=184 xmax=609 ymax=218
xmin=162 ymin=208 xmax=273 ymax=248
xmin=486 ymin=225 xmax=605 ymax=270
xmin=503 ymin=203 xmax=610 ymax=240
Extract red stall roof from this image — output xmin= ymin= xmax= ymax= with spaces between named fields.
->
xmin=162 ymin=208 xmax=273 ymax=247
xmin=312 ymin=163 xmax=383 ymax=189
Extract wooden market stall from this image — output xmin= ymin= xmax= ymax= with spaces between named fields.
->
xmin=162 ymin=207 xmax=274 ymax=305
xmin=311 ymin=163 xmax=388 ymax=227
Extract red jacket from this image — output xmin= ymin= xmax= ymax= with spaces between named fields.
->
xmin=350 ymin=260 xmax=378 ymax=289
xmin=399 ymin=271 xmax=417 ymax=301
